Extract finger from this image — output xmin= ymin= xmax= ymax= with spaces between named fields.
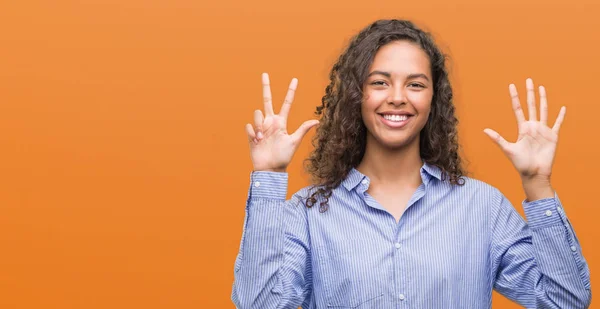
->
xmin=509 ymin=84 xmax=526 ymax=126
xmin=262 ymin=73 xmax=274 ymax=116
xmin=539 ymin=85 xmax=548 ymax=125
xmin=552 ymin=106 xmax=566 ymax=134
xmin=483 ymin=128 xmax=510 ymax=151
xmin=526 ymin=78 xmax=537 ymax=121
xmin=254 ymin=109 xmax=264 ymax=140
xmin=291 ymin=120 xmax=319 ymax=143
xmin=245 ymin=123 xmax=257 ymax=143
xmin=279 ymin=78 xmax=298 ymax=119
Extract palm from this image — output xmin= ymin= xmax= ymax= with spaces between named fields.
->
xmin=250 ymin=114 xmax=295 ymax=171
xmin=484 ymin=79 xmax=566 ymax=179
xmin=245 ymin=73 xmax=319 ymax=172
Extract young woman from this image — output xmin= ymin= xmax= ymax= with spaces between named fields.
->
xmin=232 ymin=19 xmax=591 ymax=309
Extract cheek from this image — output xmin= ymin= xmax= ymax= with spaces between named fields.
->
xmin=362 ymin=91 xmax=386 ymax=108
xmin=361 ymin=93 xmax=383 ymax=120
xmin=360 ymin=103 xmax=373 ymax=129
xmin=407 ymin=92 xmax=433 ymax=114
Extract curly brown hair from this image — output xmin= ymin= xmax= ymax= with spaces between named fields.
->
xmin=304 ymin=19 xmax=466 ymax=212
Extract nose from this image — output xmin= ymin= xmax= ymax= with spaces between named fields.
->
xmin=388 ymin=85 xmax=406 ymax=106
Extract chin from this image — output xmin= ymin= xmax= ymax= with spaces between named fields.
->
xmin=375 ymin=135 xmax=416 ymax=150
xmin=366 ymin=129 xmax=421 ymax=151
xmin=383 ymin=140 xmax=412 ymax=150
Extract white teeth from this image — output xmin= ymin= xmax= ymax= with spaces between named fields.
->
xmin=383 ymin=114 xmax=408 ymax=122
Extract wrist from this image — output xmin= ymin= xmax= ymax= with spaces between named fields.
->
xmin=263 ymin=168 xmax=287 ymax=173
xmin=254 ymin=167 xmax=287 ymax=173
xmin=521 ymin=176 xmax=554 ymax=202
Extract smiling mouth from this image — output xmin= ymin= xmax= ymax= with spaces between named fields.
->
xmin=378 ymin=113 xmax=413 ymax=128
xmin=381 ymin=114 xmax=410 ymax=122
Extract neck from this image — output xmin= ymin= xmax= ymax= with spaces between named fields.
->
xmin=356 ymin=137 xmax=423 ymax=187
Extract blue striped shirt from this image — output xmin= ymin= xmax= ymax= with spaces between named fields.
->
xmin=232 ymin=163 xmax=591 ymax=308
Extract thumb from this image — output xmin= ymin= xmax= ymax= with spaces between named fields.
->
xmin=483 ymin=128 xmax=510 ymax=151
xmin=291 ymin=120 xmax=319 ymax=143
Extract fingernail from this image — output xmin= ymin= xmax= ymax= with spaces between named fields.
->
xmin=257 ymin=132 xmax=263 ymax=139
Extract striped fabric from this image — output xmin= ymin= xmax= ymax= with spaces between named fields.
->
xmin=231 ymin=163 xmax=591 ymax=309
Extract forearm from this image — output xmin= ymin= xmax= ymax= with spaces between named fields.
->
xmin=523 ymin=195 xmax=592 ymax=308
xmin=233 ymin=198 xmax=285 ymax=308
xmin=232 ymin=172 xmax=305 ymax=309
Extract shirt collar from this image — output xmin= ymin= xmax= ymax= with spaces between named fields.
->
xmin=342 ymin=168 xmax=366 ymax=191
xmin=342 ymin=161 xmax=443 ymax=192
xmin=421 ymin=162 xmax=443 ymax=183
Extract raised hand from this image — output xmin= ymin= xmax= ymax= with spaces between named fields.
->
xmin=245 ymin=73 xmax=319 ymax=172
xmin=484 ymin=78 xmax=566 ymax=184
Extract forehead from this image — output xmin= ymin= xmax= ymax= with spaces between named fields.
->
xmin=369 ymin=40 xmax=431 ymax=75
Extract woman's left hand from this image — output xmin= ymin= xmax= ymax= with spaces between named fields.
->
xmin=484 ymin=78 xmax=566 ymax=198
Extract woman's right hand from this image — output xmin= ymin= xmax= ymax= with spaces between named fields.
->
xmin=245 ymin=73 xmax=319 ymax=172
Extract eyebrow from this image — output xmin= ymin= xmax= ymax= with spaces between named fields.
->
xmin=367 ymin=71 xmax=430 ymax=81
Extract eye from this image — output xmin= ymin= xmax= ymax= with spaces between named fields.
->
xmin=371 ymin=80 xmax=388 ymax=86
xmin=408 ymin=83 xmax=425 ymax=88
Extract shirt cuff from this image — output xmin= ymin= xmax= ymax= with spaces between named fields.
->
xmin=248 ymin=171 xmax=288 ymax=200
xmin=522 ymin=192 xmax=564 ymax=229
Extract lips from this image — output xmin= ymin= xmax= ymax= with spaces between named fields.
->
xmin=378 ymin=113 xmax=412 ymax=128
xmin=382 ymin=114 xmax=409 ymax=122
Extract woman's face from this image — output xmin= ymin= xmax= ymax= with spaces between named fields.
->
xmin=361 ymin=40 xmax=434 ymax=150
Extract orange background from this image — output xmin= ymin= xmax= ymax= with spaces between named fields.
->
xmin=0 ymin=0 xmax=598 ymax=308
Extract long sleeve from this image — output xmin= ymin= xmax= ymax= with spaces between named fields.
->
xmin=231 ymin=171 xmax=313 ymax=309
xmin=490 ymin=191 xmax=592 ymax=308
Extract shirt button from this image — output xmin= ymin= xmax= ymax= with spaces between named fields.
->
xmin=545 ymin=210 xmax=552 ymax=217
xmin=361 ymin=179 xmax=369 ymax=185
xmin=254 ymin=181 xmax=261 ymax=188
xmin=399 ymin=294 xmax=406 ymax=301
xmin=571 ymin=246 xmax=577 ymax=252
xmin=394 ymin=243 xmax=401 ymax=249
xmin=556 ymin=207 xmax=563 ymax=213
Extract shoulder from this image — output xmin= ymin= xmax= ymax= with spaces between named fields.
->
xmin=447 ymin=175 xmax=504 ymax=205
xmin=290 ymin=184 xmax=330 ymax=206
xmin=458 ymin=176 xmax=499 ymax=192
xmin=288 ymin=182 xmax=345 ymax=215
xmin=287 ymin=184 xmax=322 ymax=209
